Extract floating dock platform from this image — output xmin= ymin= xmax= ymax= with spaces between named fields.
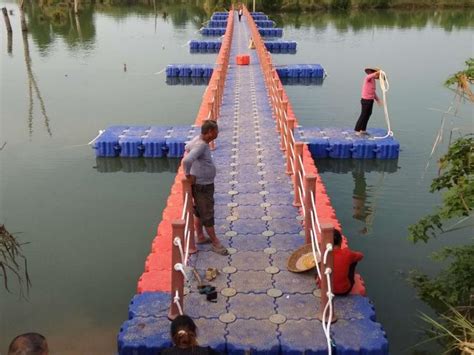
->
xmin=115 ymin=8 xmax=389 ymax=355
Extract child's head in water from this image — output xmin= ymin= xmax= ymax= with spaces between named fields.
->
xmin=171 ymin=315 xmax=198 ymax=348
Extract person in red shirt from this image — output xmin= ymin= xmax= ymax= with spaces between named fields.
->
xmin=332 ymin=229 xmax=364 ymax=295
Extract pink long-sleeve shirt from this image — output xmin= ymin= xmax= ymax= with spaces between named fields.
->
xmin=361 ymin=72 xmax=379 ymax=101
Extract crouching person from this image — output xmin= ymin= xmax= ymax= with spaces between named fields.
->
xmin=332 ymin=229 xmax=364 ymax=295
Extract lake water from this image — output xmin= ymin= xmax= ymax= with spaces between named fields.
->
xmin=0 ymin=2 xmax=472 ymax=353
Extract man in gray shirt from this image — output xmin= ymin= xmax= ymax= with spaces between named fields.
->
xmin=183 ymin=120 xmax=228 ymax=255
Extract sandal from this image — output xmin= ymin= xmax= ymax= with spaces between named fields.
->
xmin=212 ymin=245 xmax=229 ymax=256
xmin=198 ymin=285 xmax=215 ymax=295
xmin=205 ymin=267 xmax=219 ymax=281
xmin=206 ymin=290 xmax=218 ymax=302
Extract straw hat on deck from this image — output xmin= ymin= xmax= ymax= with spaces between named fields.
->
xmin=287 ymin=244 xmax=321 ymax=273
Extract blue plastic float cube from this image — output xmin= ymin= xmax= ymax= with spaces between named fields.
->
xmin=351 ymin=139 xmax=377 ymax=159
xmin=307 ymin=137 xmax=330 ymax=158
xmin=119 ymin=127 xmax=149 ymax=158
xmin=375 ymin=139 xmax=400 ymax=159
xmin=328 ymin=138 xmax=352 ymax=159
xmin=142 ymin=127 xmax=171 ymax=158
xmin=118 ymin=317 xmax=171 ymax=355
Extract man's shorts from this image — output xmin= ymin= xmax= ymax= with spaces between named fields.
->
xmin=192 ymin=183 xmax=215 ymax=227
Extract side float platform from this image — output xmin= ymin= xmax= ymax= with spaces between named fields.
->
xmin=92 ymin=126 xmax=399 ymax=160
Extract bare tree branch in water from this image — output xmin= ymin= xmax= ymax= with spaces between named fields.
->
xmin=22 ymin=29 xmax=52 ymax=136
xmin=0 ymin=142 xmax=6 ymax=151
xmin=0 ymin=225 xmax=31 ymax=298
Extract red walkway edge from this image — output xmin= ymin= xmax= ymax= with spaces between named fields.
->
xmin=137 ymin=9 xmax=235 ymax=294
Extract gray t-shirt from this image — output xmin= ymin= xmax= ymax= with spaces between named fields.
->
xmin=182 ymin=135 xmax=216 ymax=185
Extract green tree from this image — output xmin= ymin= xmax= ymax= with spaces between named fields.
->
xmin=408 ymin=60 xmax=473 ymax=353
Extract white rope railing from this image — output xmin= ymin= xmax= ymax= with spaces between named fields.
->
xmin=288 ymin=151 xmax=295 ymax=174
xmin=298 ymin=186 xmax=306 ymax=216
xmin=321 ymin=267 xmax=335 ymax=353
xmin=174 ymin=262 xmax=189 ymax=280
xmin=173 ymin=290 xmax=184 ymax=316
xmin=289 ymin=127 xmax=296 ymax=146
xmin=310 ymin=228 xmax=322 ymax=280
xmin=174 ymin=237 xmax=185 ymax=264
xmin=184 ymin=229 xmax=191 ymax=265
xmin=298 ymin=155 xmax=306 ymax=177
xmin=310 ymin=191 xmax=322 ymax=234
xmin=310 ymin=210 xmax=322 ymax=254
xmin=181 ymin=192 xmax=189 ymax=220
xmin=297 ymin=171 xmax=305 ymax=198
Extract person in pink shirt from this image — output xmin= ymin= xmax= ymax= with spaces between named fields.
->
xmin=354 ymin=67 xmax=383 ymax=135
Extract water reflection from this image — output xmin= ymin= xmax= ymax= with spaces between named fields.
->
xmin=166 ymin=76 xmax=211 ymax=86
xmin=270 ymin=9 xmax=474 ymax=32
xmin=315 ymin=158 xmax=398 ymax=174
xmin=316 ymin=158 xmax=399 ymax=234
xmin=280 ymin=77 xmax=324 ymax=86
xmin=19 ymin=2 xmax=474 ymax=55
xmin=25 ymin=1 xmax=95 ymax=55
xmin=94 ymin=157 xmax=180 ymax=173
xmin=22 ymin=30 xmax=52 ymax=136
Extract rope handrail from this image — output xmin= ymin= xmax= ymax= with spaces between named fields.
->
xmin=181 ymin=192 xmax=189 ymax=220
xmin=310 ymin=191 xmax=322 ymax=234
xmin=288 ymin=140 xmax=296 ymax=161
xmin=184 ymin=225 xmax=191 ymax=265
xmin=310 ymin=210 xmax=322 ymax=255
xmin=288 ymin=153 xmax=295 ymax=175
xmin=173 ymin=290 xmax=184 ymax=316
xmin=298 ymin=155 xmax=306 ymax=177
xmin=321 ymin=267 xmax=335 ymax=352
xmin=310 ymin=228 xmax=322 ymax=279
xmin=298 ymin=171 xmax=305 ymax=198
xmin=289 ymin=127 xmax=296 ymax=146
xmin=174 ymin=237 xmax=185 ymax=264
xmin=298 ymin=186 xmax=306 ymax=216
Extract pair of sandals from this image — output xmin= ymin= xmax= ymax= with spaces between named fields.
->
xmin=192 ymin=268 xmax=218 ymax=302
xmin=196 ymin=238 xmax=229 ymax=256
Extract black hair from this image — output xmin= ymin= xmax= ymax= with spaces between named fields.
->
xmin=8 ymin=333 xmax=48 ymax=355
xmin=201 ymin=120 xmax=218 ymax=135
xmin=333 ymin=229 xmax=342 ymax=246
xmin=170 ymin=315 xmax=198 ymax=349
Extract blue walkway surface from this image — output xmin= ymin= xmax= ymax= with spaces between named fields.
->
xmin=118 ymin=11 xmax=388 ymax=355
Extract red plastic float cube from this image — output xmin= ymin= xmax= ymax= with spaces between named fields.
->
xmin=236 ymin=54 xmax=250 ymax=65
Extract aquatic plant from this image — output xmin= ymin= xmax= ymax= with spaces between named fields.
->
xmin=0 ymin=225 xmax=31 ymax=297
xmin=445 ymin=58 xmax=474 ymax=102
xmin=418 ymin=303 xmax=473 ymax=354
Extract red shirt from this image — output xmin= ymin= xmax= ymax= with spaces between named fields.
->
xmin=332 ymin=247 xmax=364 ymax=294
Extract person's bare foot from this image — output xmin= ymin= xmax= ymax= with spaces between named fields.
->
xmin=212 ymin=244 xmax=229 ymax=255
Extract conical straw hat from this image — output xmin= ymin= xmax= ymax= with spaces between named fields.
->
xmin=287 ymin=244 xmax=320 ymax=273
